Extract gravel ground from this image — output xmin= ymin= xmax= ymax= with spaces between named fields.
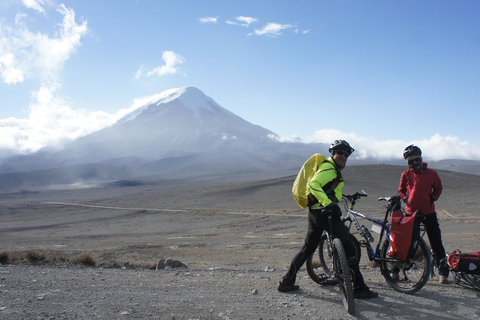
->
xmin=1 ymin=265 xmax=479 ymax=320
xmin=1 ymin=166 xmax=480 ymax=319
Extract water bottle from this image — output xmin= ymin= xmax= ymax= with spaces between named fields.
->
xmin=361 ymin=225 xmax=374 ymax=243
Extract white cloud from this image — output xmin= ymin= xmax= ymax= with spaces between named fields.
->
xmin=0 ymin=85 xmax=179 ymax=157
xmin=0 ymin=53 xmax=24 ymax=84
xmin=301 ymin=129 xmax=480 ymax=161
xmin=221 ymin=134 xmax=237 ymax=140
xmin=0 ymin=3 xmax=88 ymax=84
xmin=2 ymin=95 xmax=480 ymax=161
xmin=133 ymin=64 xmax=147 ymax=80
xmin=0 ymin=83 xmax=120 ymax=155
xmin=0 ymin=2 xmax=102 ymax=156
xmin=147 ymin=51 xmax=185 ymax=76
xmin=199 ymin=16 xmax=218 ymax=24
xmin=135 ymin=51 xmax=185 ymax=79
xmin=267 ymin=133 xmax=302 ymax=143
xmin=22 ymin=0 xmax=47 ymax=14
xmin=249 ymin=22 xmax=295 ymax=37
xmin=226 ymin=16 xmax=258 ymax=27
xmin=294 ymin=28 xmax=310 ymax=34
xmin=35 ymin=4 xmax=88 ymax=81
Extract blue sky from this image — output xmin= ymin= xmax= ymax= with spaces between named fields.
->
xmin=1 ymin=0 xmax=480 ymax=161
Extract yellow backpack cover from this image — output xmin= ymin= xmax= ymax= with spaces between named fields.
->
xmin=292 ymin=153 xmax=326 ymax=209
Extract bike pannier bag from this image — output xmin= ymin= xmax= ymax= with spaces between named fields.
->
xmin=447 ymin=250 xmax=480 ymax=275
xmin=389 ymin=209 xmax=424 ymax=261
xmin=292 ymin=153 xmax=326 ymax=209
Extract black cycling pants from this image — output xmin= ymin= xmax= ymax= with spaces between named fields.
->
xmin=423 ymin=212 xmax=449 ymax=276
xmin=282 ymin=208 xmax=365 ymax=287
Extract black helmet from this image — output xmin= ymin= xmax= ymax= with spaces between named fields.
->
xmin=328 ymin=140 xmax=354 ymax=154
xmin=403 ymin=144 xmax=422 ymax=160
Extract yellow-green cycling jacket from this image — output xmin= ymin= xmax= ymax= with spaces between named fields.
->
xmin=308 ymin=156 xmax=344 ymax=209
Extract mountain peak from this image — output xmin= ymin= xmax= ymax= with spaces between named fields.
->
xmin=111 ymin=86 xmax=275 ymax=150
xmin=153 ymin=86 xmax=204 ymax=106
xmin=118 ymin=86 xmax=231 ymax=123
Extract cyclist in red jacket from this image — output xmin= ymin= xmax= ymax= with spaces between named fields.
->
xmin=398 ymin=145 xmax=449 ymax=283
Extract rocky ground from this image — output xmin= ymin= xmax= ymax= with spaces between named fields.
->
xmin=1 ymin=165 xmax=479 ymax=319
xmin=1 ymin=265 xmax=479 ymax=320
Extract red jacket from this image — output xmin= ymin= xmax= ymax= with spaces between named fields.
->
xmin=397 ymin=162 xmax=442 ymax=215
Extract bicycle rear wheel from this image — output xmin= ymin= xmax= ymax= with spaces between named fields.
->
xmin=380 ymin=237 xmax=431 ymax=294
xmin=306 ymin=233 xmax=360 ymax=283
xmin=332 ymin=238 xmax=355 ymax=314
xmin=461 ymin=273 xmax=480 ymax=290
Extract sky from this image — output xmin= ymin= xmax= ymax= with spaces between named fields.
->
xmin=1 ymin=0 xmax=480 ymax=162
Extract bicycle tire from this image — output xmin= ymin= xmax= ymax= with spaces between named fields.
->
xmin=306 ymin=233 xmax=361 ymax=283
xmin=380 ymin=237 xmax=431 ymax=294
xmin=332 ymin=238 xmax=355 ymax=314
xmin=461 ymin=273 xmax=480 ymax=291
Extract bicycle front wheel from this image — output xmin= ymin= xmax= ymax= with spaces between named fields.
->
xmin=380 ymin=237 xmax=431 ymax=294
xmin=306 ymin=233 xmax=361 ymax=283
xmin=332 ymin=238 xmax=355 ymax=314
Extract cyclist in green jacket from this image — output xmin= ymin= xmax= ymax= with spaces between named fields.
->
xmin=278 ymin=140 xmax=378 ymax=299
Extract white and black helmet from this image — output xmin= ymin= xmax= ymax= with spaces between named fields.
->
xmin=403 ymin=144 xmax=422 ymax=160
xmin=328 ymin=140 xmax=354 ymax=154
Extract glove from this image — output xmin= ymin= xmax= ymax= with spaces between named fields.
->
xmin=430 ymin=195 xmax=436 ymax=203
xmin=323 ymin=203 xmax=342 ymax=218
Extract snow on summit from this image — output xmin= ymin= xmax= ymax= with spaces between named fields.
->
xmin=105 ymin=86 xmax=276 ymax=156
xmin=153 ymin=87 xmax=207 ymax=108
xmin=120 ymin=87 xmax=232 ymax=123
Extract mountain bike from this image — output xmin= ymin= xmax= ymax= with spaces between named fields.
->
xmin=446 ymin=251 xmax=480 ymax=291
xmin=306 ymin=191 xmax=432 ymax=294
xmin=309 ymin=211 xmax=355 ymax=314
xmin=450 ymin=265 xmax=480 ymax=290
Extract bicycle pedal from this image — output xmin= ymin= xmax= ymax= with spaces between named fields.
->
xmin=359 ymin=240 xmax=368 ymax=247
xmin=319 ymin=279 xmax=338 ymax=286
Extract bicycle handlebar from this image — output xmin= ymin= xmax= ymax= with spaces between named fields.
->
xmin=342 ymin=191 xmax=368 ymax=202
xmin=378 ymin=195 xmax=401 ymax=202
xmin=378 ymin=195 xmax=403 ymax=213
xmin=343 ymin=191 xmax=403 ymax=214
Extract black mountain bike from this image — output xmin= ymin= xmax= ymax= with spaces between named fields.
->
xmin=445 ymin=251 xmax=480 ymax=291
xmin=307 ymin=192 xmax=431 ymax=294
xmin=306 ymin=211 xmax=355 ymax=314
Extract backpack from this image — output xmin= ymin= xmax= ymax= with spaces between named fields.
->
xmin=389 ymin=209 xmax=424 ymax=261
xmin=447 ymin=250 xmax=480 ymax=275
xmin=292 ymin=153 xmax=326 ymax=209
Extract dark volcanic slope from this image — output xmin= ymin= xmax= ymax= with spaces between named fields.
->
xmin=0 ymin=163 xmax=478 ymax=271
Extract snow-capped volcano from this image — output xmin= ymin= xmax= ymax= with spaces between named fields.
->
xmin=0 ymin=87 xmax=324 ymax=189
xmin=52 ymin=86 xmax=279 ymax=163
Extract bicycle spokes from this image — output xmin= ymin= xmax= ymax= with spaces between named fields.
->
xmin=380 ymin=238 xmax=431 ymax=294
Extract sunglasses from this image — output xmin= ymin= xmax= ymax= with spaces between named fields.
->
xmin=408 ymin=158 xmax=422 ymax=165
xmin=336 ymin=150 xmax=351 ymax=158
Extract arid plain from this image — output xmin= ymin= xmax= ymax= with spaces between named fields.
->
xmin=1 ymin=164 xmax=480 ymax=319
xmin=1 ymin=164 xmax=479 ymax=270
